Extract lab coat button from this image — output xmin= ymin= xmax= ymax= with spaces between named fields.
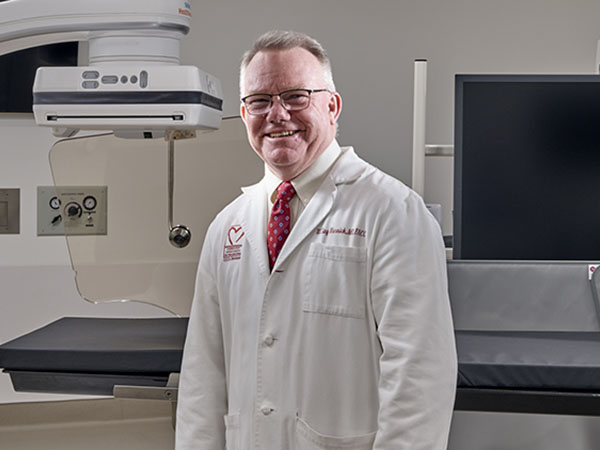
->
xmin=260 ymin=406 xmax=273 ymax=415
xmin=264 ymin=334 xmax=275 ymax=346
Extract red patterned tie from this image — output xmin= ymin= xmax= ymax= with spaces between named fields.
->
xmin=267 ymin=181 xmax=296 ymax=270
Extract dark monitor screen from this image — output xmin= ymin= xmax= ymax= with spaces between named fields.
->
xmin=454 ymin=74 xmax=600 ymax=261
xmin=0 ymin=42 xmax=78 ymax=113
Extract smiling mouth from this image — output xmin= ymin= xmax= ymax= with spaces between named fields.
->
xmin=266 ymin=130 xmax=301 ymax=138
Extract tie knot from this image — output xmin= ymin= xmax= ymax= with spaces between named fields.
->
xmin=276 ymin=181 xmax=295 ymax=200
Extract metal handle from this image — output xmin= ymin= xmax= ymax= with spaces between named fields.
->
xmin=167 ymin=139 xmax=191 ymax=248
xmin=168 ymin=139 xmax=175 ymax=231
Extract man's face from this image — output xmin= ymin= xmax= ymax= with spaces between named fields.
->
xmin=241 ymin=47 xmax=342 ymax=181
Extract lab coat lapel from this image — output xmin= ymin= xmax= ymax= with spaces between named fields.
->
xmin=274 ymin=176 xmax=336 ymax=269
xmin=240 ymin=183 xmax=271 ymax=280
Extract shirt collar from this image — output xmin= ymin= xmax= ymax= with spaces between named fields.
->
xmin=263 ymin=139 xmax=342 ymax=205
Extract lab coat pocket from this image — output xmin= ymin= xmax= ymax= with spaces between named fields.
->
xmin=304 ymin=243 xmax=368 ymax=319
xmin=224 ymin=413 xmax=240 ymax=450
xmin=295 ymin=415 xmax=376 ymax=450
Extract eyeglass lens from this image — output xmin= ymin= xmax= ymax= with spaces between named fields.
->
xmin=245 ymin=90 xmax=311 ymax=114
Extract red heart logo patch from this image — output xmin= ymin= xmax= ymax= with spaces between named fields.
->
xmin=228 ymin=225 xmax=245 ymax=245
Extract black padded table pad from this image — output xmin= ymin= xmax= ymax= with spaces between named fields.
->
xmin=457 ymin=330 xmax=600 ymax=391
xmin=4 ymin=318 xmax=600 ymax=406
xmin=0 ymin=317 xmax=188 ymax=374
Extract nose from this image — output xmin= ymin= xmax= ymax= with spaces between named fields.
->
xmin=266 ymin=95 xmax=291 ymax=123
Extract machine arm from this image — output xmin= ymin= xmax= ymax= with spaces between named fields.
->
xmin=0 ymin=0 xmax=222 ymax=136
xmin=0 ymin=0 xmax=191 ymax=59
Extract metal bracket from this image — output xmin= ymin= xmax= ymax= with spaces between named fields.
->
xmin=165 ymin=130 xmax=197 ymax=141
xmin=113 ymin=373 xmax=179 ymax=429
xmin=113 ymin=374 xmax=178 ymax=401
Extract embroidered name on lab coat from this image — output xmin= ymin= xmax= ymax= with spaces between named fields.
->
xmin=316 ymin=226 xmax=366 ymax=237
xmin=223 ymin=225 xmax=244 ymax=261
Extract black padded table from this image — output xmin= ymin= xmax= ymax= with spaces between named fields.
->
xmin=455 ymin=330 xmax=600 ymax=415
xmin=0 ymin=317 xmax=188 ymax=396
xmin=3 ymin=318 xmax=600 ymax=415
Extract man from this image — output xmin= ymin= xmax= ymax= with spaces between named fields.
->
xmin=176 ymin=30 xmax=457 ymax=450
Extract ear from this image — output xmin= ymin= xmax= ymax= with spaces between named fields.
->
xmin=328 ymin=92 xmax=342 ymax=125
xmin=240 ymin=102 xmax=248 ymax=124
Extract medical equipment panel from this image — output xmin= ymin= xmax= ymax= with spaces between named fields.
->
xmin=38 ymin=186 xmax=107 ymax=236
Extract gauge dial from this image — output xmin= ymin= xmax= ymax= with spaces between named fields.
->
xmin=49 ymin=196 xmax=61 ymax=210
xmin=83 ymin=195 xmax=97 ymax=210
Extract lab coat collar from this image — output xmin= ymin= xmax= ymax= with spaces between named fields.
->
xmin=328 ymin=146 xmax=367 ymax=186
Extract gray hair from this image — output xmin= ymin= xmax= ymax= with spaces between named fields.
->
xmin=239 ymin=30 xmax=336 ymax=96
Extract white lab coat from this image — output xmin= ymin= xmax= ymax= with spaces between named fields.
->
xmin=176 ymin=147 xmax=457 ymax=450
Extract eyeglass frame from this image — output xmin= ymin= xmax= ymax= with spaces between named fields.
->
xmin=240 ymin=88 xmax=332 ymax=115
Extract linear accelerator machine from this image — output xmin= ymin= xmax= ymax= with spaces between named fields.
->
xmin=0 ymin=0 xmax=223 ymax=416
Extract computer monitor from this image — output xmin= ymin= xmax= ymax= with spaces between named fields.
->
xmin=454 ymin=74 xmax=600 ymax=261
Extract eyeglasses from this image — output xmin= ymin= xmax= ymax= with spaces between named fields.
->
xmin=241 ymin=88 xmax=331 ymax=115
